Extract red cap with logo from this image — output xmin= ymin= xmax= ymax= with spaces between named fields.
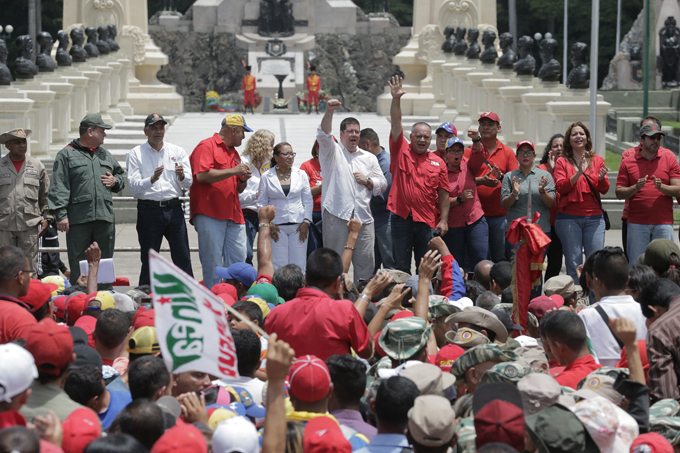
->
xmin=288 ymin=355 xmax=331 ymax=402
xmin=19 ymin=279 xmax=57 ymax=313
xmin=62 ymin=408 xmax=101 ymax=453
xmin=516 ymin=140 xmax=535 ymax=151
xmin=479 ymin=112 xmax=500 ymax=123
xmin=25 ymin=318 xmax=74 ymax=376
xmin=304 ymin=415 xmax=352 ymax=453
xmin=434 ymin=344 xmax=466 ymax=372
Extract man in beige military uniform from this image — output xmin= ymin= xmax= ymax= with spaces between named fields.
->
xmin=0 ymin=128 xmax=51 ymax=267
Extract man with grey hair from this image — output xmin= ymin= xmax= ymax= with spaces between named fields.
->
xmin=476 ymin=291 xmax=500 ymax=311
xmin=0 ymin=246 xmax=36 ymax=342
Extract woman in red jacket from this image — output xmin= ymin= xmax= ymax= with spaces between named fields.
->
xmin=554 ymin=122 xmax=609 ymax=284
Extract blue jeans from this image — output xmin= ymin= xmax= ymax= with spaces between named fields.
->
xmin=243 ymin=211 xmax=259 ymax=265
xmin=555 ymin=213 xmax=605 ymax=284
xmin=627 ymin=223 xmax=674 ymax=264
xmin=193 ymin=214 xmax=246 ymax=289
xmin=374 ymin=220 xmax=396 ymax=272
xmin=391 ymin=213 xmax=434 ymax=274
xmin=444 ymin=216 xmax=489 ymax=272
xmin=307 ymin=211 xmax=323 ymax=256
xmin=486 ymin=215 xmax=508 ymax=263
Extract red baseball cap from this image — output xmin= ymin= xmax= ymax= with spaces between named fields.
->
xmin=434 ymin=344 xmax=465 ymax=372
xmin=516 ymin=140 xmax=535 ymax=151
xmin=630 ymin=433 xmax=673 ymax=453
xmin=19 ymin=279 xmax=57 ymax=313
xmin=74 ymin=316 xmax=97 ymax=348
xmin=479 ymin=111 xmax=500 ymax=123
xmin=392 ymin=310 xmax=415 ymax=321
xmin=373 ymin=331 xmax=386 ymax=358
xmin=211 ymin=283 xmax=238 ymax=301
xmin=218 ymin=293 xmax=236 ymax=307
xmin=304 ymin=415 xmax=352 ymax=453
xmin=25 ymin=318 xmax=74 ymax=376
xmin=133 ymin=307 xmax=155 ymax=329
xmin=52 ymin=295 xmax=67 ymax=320
xmin=472 ymin=383 xmax=525 ymax=452
xmin=549 ymin=294 xmax=564 ymax=307
xmin=66 ymin=294 xmax=89 ymax=323
xmin=150 ymin=423 xmax=208 ymax=453
xmin=288 ymin=355 xmax=331 ymax=402
xmin=528 ymin=296 xmax=558 ymax=322
xmin=61 ymin=408 xmax=101 ymax=453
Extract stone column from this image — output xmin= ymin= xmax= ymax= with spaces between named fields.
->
xmin=0 ymin=88 xmax=35 ymax=153
xmin=11 ymin=80 xmax=57 ymax=156
xmin=466 ymin=71 xmax=494 ymax=123
xmin=34 ymin=73 xmax=75 ymax=150
xmin=497 ymin=85 xmax=533 ymax=147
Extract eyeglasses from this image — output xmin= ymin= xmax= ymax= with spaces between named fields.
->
xmin=342 ymin=130 xmax=361 ymax=135
xmin=517 ymin=150 xmax=535 ymax=157
xmin=16 ymin=269 xmax=36 ymax=278
xmin=447 ymin=148 xmax=464 ymax=154
xmin=646 ymin=135 xmax=663 ymax=142
xmin=276 ymin=152 xmax=296 ymax=157
xmin=413 ymin=135 xmax=431 ymax=140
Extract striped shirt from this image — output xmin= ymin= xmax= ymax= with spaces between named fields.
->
xmin=647 ymin=296 xmax=680 ymax=402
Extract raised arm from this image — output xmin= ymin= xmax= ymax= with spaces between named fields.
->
xmin=388 ymin=75 xmax=406 ymax=142
xmin=85 ymin=242 xmax=101 ymax=295
xmin=321 ymin=99 xmax=341 ymax=135
xmin=257 ymin=206 xmax=276 ymax=278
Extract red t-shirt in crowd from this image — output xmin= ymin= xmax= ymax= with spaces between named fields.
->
xmin=446 ymin=148 xmax=485 ymax=228
xmin=537 ymin=163 xmax=558 ymax=226
xmin=463 ymin=140 xmax=518 ymax=217
xmin=0 ymin=296 xmax=37 ymax=344
xmin=553 ymin=354 xmax=602 ymax=389
xmin=189 ymin=133 xmax=245 ymax=224
xmin=387 ymin=131 xmax=448 ymax=229
xmin=300 ymin=158 xmax=322 ymax=212
xmin=616 ymin=339 xmax=650 ymax=384
xmin=620 ymin=146 xmax=674 ymax=220
xmin=553 ymin=155 xmax=610 ymax=216
xmin=264 ymin=287 xmax=371 ymax=360
xmin=617 ymin=148 xmax=680 ymax=225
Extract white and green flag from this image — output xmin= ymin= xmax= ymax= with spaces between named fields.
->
xmin=149 ymin=250 xmax=239 ymax=379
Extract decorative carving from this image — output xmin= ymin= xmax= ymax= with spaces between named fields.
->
xmin=84 ymin=27 xmax=101 ymax=57
xmin=537 ymin=38 xmax=562 ymax=82
xmin=465 ymin=28 xmax=480 ymax=59
xmin=259 ymin=0 xmax=295 ymax=37
xmin=121 ymin=25 xmax=147 ymax=64
xmin=659 ymin=16 xmax=680 ymax=88
xmin=514 ymin=35 xmax=536 ymax=76
xmin=416 ymin=24 xmax=444 ymax=63
xmin=36 ymin=31 xmax=57 ymax=72
xmin=567 ymin=42 xmax=590 ymax=89
xmin=56 ymin=30 xmax=73 ymax=66
xmin=497 ymin=32 xmax=517 ymax=69
xmin=15 ymin=35 xmax=38 ymax=79
xmin=438 ymin=0 xmax=478 ymax=35
xmin=266 ymin=39 xmax=287 ymax=57
xmin=96 ymin=26 xmax=111 ymax=55
xmin=442 ymin=26 xmax=456 ymax=53
xmin=452 ymin=27 xmax=467 ymax=55
xmin=107 ymin=24 xmax=120 ymax=52
xmin=93 ymin=0 xmax=115 ymax=9
xmin=479 ymin=30 xmax=498 ymax=64
xmin=86 ymin=0 xmax=124 ymax=31
xmin=69 ymin=27 xmax=89 ymax=63
xmin=0 ymin=40 xmax=12 ymax=85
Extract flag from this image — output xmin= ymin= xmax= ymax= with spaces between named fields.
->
xmin=149 ymin=250 xmax=239 ymax=379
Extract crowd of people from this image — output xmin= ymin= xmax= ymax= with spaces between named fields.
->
xmin=2 ymin=74 xmax=680 ymax=453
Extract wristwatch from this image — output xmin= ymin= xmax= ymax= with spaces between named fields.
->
xmin=511 ymin=192 xmax=520 ymax=200
xmin=456 ymin=196 xmax=462 ymax=204
xmin=472 ymin=137 xmax=482 ymax=143
xmin=366 ymin=177 xmax=372 ymax=187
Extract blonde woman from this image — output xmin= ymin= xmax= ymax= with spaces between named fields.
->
xmin=240 ymin=129 xmax=275 ymax=263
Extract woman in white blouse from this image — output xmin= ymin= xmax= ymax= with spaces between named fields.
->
xmin=257 ymin=142 xmax=314 ymax=273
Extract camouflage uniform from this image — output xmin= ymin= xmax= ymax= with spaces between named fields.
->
xmin=650 ymin=399 xmax=680 ymax=446
xmin=429 ymin=295 xmax=461 ymax=320
xmin=480 ymin=361 xmax=535 ymax=385
xmin=450 ymin=344 xmax=518 ymax=385
xmin=493 ymin=302 xmax=539 ymax=330
xmin=455 ymin=417 xmax=476 ymax=453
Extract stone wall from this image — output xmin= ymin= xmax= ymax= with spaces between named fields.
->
xmin=149 ymin=29 xmax=409 ymax=112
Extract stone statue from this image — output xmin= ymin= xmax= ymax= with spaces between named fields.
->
xmin=514 ymin=35 xmax=536 ymax=76
xmin=84 ymin=27 xmax=100 ymax=57
xmin=497 ymin=32 xmax=517 ymax=69
xmin=15 ymin=35 xmax=38 ymax=79
xmin=107 ymin=24 xmax=120 ymax=52
xmin=659 ymin=16 xmax=680 ymax=88
xmin=630 ymin=45 xmax=642 ymax=61
xmin=479 ymin=30 xmax=498 ymax=64
xmin=0 ymin=40 xmax=12 ymax=85
xmin=70 ymin=28 xmax=88 ymax=62
xmin=96 ymin=26 xmax=111 ymax=55
xmin=452 ymin=27 xmax=468 ymax=56
xmin=567 ymin=42 xmax=590 ymax=89
xmin=56 ymin=30 xmax=73 ymax=66
xmin=442 ymin=26 xmax=456 ymax=53
xmin=36 ymin=31 xmax=57 ymax=72
xmin=259 ymin=0 xmax=295 ymax=38
xmin=465 ymin=28 xmax=480 ymax=59
xmin=537 ymin=38 xmax=562 ymax=81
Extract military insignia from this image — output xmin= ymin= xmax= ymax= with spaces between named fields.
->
xmin=504 ymin=365 xmax=519 ymax=378
xmin=587 ymin=377 xmax=601 ymax=389
xmin=16 ymin=129 xmax=25 ymax=137
xmin=461 ymin=331 xmax=473 ymax=341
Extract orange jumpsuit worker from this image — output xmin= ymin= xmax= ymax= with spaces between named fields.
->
xmin=243 ymin=65 xmax=256 ymax=114
xmin=306 ymin=66 xmax=321 ymax=114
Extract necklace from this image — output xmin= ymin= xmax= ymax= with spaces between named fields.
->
xmin=275 ymin=165 xmax=291 ymax=180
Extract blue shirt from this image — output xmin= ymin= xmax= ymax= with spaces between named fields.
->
xmin=370 ymin=149 xmax=392 ymax=228
xmin=99 ymin=390 xmax=132 ymax=429
xmin=106 ymin=376 xmax=129 ymax=393
xmin=354 ymin=433 xmax=410 ymax=453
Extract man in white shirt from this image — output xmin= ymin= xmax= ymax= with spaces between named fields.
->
xmin=126 ymin=113 xmax=194 ymax=285
xmin=578 ymin=247 xmax=647 ymax=366
xmin=318 ymin=99 xmax=387 ymax=282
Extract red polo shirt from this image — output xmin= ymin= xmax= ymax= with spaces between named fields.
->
xmin=189 ymin=133 xmax=245 ymax=224
xmin=388 ymin=132 xmax=449 ymax=228
xmin=264 ymin=287 xmax=371 ymax=360
xmin=463 ymin=140 xmax=518 ymax=217
xmin=618 ymin=146 xmax=680 ymax=224
xmin=553 ymin=354 xmax=602 ymax=389
xmin=554 ymin=155 xmax=610 ymax=216
xmin=447 ymin=149 xmax=486 ymax=228
xmin=300 ymin=158 xmax=322 ymax=212
xmin=0 ymin=296 xmax=37 ymax=344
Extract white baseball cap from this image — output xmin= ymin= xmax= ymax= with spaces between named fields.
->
xmin=0 ymin=343 xmax=38 ymax=402
xmin=212 ymin=416 xmax=259 ymax=453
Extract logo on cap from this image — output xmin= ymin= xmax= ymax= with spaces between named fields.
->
xmin=16 ymin=129 xmax=25 ymax=137
xmin=586 ymin=377 xmax=601 ymax=389
xmin=504 ymin=366 xmax=519 ymax=378
xmin=461 ymin=331 xmax=473 ymax=341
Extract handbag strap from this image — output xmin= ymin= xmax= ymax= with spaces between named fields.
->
xmin=574 ymin=159 xmax=604 ymax=209
xmin=594 ymin=304 xmax=625 ymax=349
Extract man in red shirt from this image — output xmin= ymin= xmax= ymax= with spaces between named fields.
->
xmin=387 ymin=76 xmax=450 ymax=274
xmin=190 ymin=115 xmax=253 ymax=289
xmin=616 ymin=122 xmax=680 ymax=264
xmin=242 ymin=66 xmax=256 ymax=114
xmin=540 ymin=310 xmax=601 ymax=389
xmin=264 ymin=247 xmax=373 ymax=360
xmin=463 ymin=112 xmax=518 ymax=263
xmin=0 ymin=246 xmax=36 ymax=343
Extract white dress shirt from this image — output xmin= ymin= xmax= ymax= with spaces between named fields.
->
xmin=257 ymin=166 xmax=313 ymax=224
xmin=127 ymin=141 xmax=193 ymax=201
xmin=316 ymin=125 xmax=387 ymax=224
xmin=239 ymin=155 xmax=271 ymax=212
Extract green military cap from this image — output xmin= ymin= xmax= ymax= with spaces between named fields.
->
xmin=378 ymin=317 xmax=433 ymax=361
xmin=449 ymin=344 xmax=518 ymax=385
xmin=493 ymin=302 xmax=539 ymax=329
xmin=525 ymin=404 xmax=600 ymax=453
xmin=651 ymin=399 xmax=680 ymax=418
xmin=480 ymin=362 xmax=534 ymax=385
xmin=638 ymin=239 xmax=680 ymax=270
xmin=80 ymin=113 xmax=112 ymax=130
xmin=446 ymin=306 xmax=508 ymax=343
xmin=650 ymin=416 xmax=680 ymax=446
xmin=445 ymin=327 xmax=490 ymax=349
xmin=454 ymin=417 xmax=476 ymax=453
xmin=0 ymin=128 xmax=32 ymax=145
xmin=428 ymin=295 xmax=461 ymax=320
xmin=499 ymin=337 xmax=522 ymax=351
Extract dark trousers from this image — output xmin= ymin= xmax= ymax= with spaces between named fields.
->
xmin=391 ymin=213 xmax=434 ymax=274
xmin=545 ymin=225 xmax=563 ymax=281
xmin=622 ymin=218 xmax=628 ymax=261
xmin=137 ymin=203 xmax=193 ymax=286
xmin=67 ymin=220 xmax=115 ymax=290
xmin=307 ymin=211 xmax=323 ymax=256
xmin=244 ymin=211 xmax=259 ymax=265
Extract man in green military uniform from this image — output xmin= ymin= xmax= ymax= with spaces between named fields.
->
xmin=48 ymin=114 xmax=125 ymax=286
xmin=0 ymin=128 xmax=51 ymax=267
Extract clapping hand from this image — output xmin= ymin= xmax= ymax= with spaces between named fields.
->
xmin=174 ymin=163 xmax=185 ymax=181
xmin=538 ymin=175 xmax=549 ymax=191
xmin=635 ymin=175 xmax=648 ymax=191
xmin=511 ymin=176 xmax=521 ymax=195
xmin=151 ymin=166 xmax=164 ymax=184
xmin=599 ymin=164 xmax=609 ymax=181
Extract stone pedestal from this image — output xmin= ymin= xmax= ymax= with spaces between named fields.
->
xmin=452 ymin=66 xmax=476 ymax=125
xmin=55 ymin=67 xmax=89 ymax=132
xmin=11 ymin=79 xmax=57 ymax=156
xmin=520 ymin=92 xmax=562 ymax=149
xmin=466 ymin=71 xmax=493 ymax=124
xmin=481 ymin=78 xmax=511 ymax=119
xmin=0 ymin=88 xmax=35 ymax=153
xmin=497 ymin=85 xmax=533 ymax=146
xmin=34 ymin=73 xmax=75 ymax=145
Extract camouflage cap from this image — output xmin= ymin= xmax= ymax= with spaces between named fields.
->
xmin=445 ymin=328 xmax=490 ymax=349
xmin=498 ymin=337 xmax=522 ymax=351
xmin=386 ymin=269 xmax=411 ymax=284
xmin=445 ymin=306 xmax=508 ymax=343
xmin=480 ymin=362 xmax=534 ymax=385
xmin=378 ymin=317 xmax=433 ymax=361
xmin=455 ymin=417 xmax=477 ymax=453
xmin=650 ymin=416 xmax=680 ymax=446
xmin=493 ymin=303 xmax=539 ymax=329
xmin=449 ymin=344 xmax=518 ymax=386
xmin=577 ymin=366 xmax=629 ymax=388
xmin=428 ymin=295 xmax=461 ymax=320
xmin=573 ymin=374 xmax=624 ymax=405
xmin=650 ymin=399 xmax=680 ymax=419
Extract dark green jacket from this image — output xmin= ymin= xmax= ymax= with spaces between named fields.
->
xmin=48 ymin=140 xmax=125 ymax=225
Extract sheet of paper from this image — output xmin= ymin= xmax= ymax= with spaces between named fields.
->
xmin=79 ymin=259 xmax=116 ymax=284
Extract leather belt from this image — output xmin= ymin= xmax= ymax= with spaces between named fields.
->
xmin=138 ymin=198 xmax=181 ymax=207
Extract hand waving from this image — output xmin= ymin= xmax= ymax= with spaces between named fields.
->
xmin=388 ymin=75 xmax=406 ymax=99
